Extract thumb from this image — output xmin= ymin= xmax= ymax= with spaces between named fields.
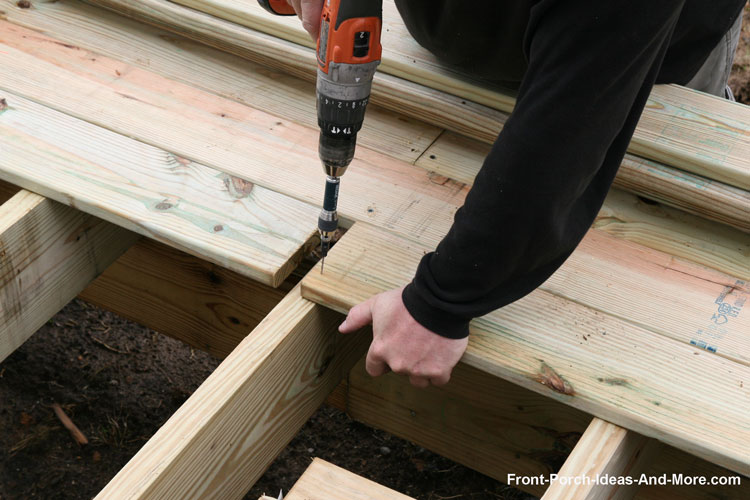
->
xmin=339 ymin=296 xmax=375 ymax=333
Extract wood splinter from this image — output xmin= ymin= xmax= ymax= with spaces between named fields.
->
xmin=52 ymin=403 xmax=89 ymax=446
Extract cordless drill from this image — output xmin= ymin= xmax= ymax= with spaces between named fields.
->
xmin=258 ymin=0 xmax=383 ymax=271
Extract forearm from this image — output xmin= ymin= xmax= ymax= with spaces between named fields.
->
xmin=404 ymin=0 xmax=686 ymax=338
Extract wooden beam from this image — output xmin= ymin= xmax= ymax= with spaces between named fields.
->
xmin=285 ymin=458 xmax=414 ymax=500
xmin=80 ymin=237 xmax=286 ymax=359
xmin=0 ymin=0 xmax=440 ymax=164
xmin=301 ymin=223 xmax=750 ymax=475
xmin=344 ymin=357 xmax=590 ymax=497
xmin=0 ymin=190 xmax=137 ymax=362
xmin=541 ymin=418 xmax=659 ymax=500
xmin=0 ymin=23 xmax=468 ymax=249
xmin=96 ymin=286 xmax=369 ymax=499
xmin=85 ymin=0 xmax=750 ymax=190
xmin=0 ymin=90 xmax=319 ymax=287
xmin=334 ymin=358 xmax=744 ymax=499
xmin=615 ymin=155 xmax=749 ymax=234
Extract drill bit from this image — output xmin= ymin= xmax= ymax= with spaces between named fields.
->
xmin=317 ymin=176 xmax=338 ymax=274
xmin=320 ymin=239 xmax=325 ymax=274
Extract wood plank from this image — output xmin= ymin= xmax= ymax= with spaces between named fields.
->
xmin=593 ymin=189 xmax=750 ymax=281
xmin=0 ymin=23 xmax=468 ymax=249
xmin=300 ymin=223 xmax=750 ymax=475
xmin=80 ymin=238 xmax=286 ymax=359
xmin=50 ymin=0 xmax=749 ymax=228
xmin=0 ymin=190 xmax=137 ymax=362
xmin=285 ymin=458 xmax=414 ymax=500
xmin=0 ymin=0 xmax=440 ymax=164
xmin=80 ymin=0 xmax=507 ymax=143
xmin=615 ymin=155 xmax=750 ymax=234
xmin=335 ymin=357 xmax=745 ymax=499
xmin=0 ymin=90 xmax=318 ymax=287
xmin=130 ymin=0 xmax=750 ymax=189
xmin=417 ymin=130 xmax=750 ymax=238
xmin=541 ymin=418 xmax=658 ymax=500
xmin=345 ymin=357 xmax=590 ymax=497
xmin=96 ymin=286 xmax=369 ymax=499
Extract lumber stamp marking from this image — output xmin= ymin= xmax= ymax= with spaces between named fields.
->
xmin=301 ymin=223 xmax=750 ymax=475
xmin=541 ymin=418 xmax=660 ymax=500
xmin=0 ymin=190 xmax=137 ymax=363
xmin=96 ymin=286 xmax=369 ymax=499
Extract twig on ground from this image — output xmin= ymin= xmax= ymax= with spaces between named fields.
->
xmin=52 ymin=403 xmax=89 ymax=446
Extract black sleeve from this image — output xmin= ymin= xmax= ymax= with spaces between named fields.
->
xmin=402 ymin=0 xmax=686 ymax=339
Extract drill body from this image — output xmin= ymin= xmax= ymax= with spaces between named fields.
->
xmin=259 ymin=0 xmax=383 ymax=260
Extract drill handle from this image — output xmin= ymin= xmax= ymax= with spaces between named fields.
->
xmin=257 ymin=0 xmax=296 ymax=16
xmin=318 ymin=0 xmax=383 ymax=72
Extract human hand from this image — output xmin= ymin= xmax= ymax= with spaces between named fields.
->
xmin=339 ymin=287 xmax=468 ymax=388
xmin=286 ymin=0 xmax=324 ymax=39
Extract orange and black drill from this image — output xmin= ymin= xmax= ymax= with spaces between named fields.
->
xmin=258 ymin=0 xmax=383 ymax=270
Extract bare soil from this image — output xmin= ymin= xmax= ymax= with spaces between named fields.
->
xmin=2 ymin=6 xmax=749 ymax=499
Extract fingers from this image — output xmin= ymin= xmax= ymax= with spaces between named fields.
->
xmin=300 ymin=0 xmax=324 ymax=39
xmin=365 ymin=343 xmax=390 ymax=377
xmin=339 ymin=296 xmax=375 ymax=333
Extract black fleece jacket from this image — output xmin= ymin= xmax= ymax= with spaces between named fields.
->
xmin=397 ymin=0 xmax=746 ymax=339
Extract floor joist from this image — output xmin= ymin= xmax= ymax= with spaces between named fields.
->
xmin=96 ymin=286 xmax=369 ymax=499
xmin=0 ymin=190 xmax=137 ymax=362
xmin=541 ymin=418 xmax=659 ymax=500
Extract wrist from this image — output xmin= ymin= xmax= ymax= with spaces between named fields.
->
xmin=402 ymin=284 xmax=470 ymax=339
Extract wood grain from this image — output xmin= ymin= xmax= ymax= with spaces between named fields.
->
xmin=285 ymin=458 xmax=414 ymax=500
xmin=0 ymin=23 xmax=468 ymax=249
xmin=79 ymin=0 xmax=508 ymax=143
xmin=35 ymin=0 xmax=748 ymax=228
xmin=80 ymin=238 xmax=286 ymax=359
xmin=0 ymin=0 xmax=441 ymax=164
xmin=335 ymin=357 xmax=744 ymax=499
xmin=542 ymin=418 xmax=658 ymax=500
xmin=108 ymin=0 xmax=750 ymax=189
xmin=301 ymin=223 xmax=750 ymax=475
xmin=0 ymin=191 xmax=137 ymax=362
xmin=96 ymin=286 xmax=369 ymax=499
xmin=0 ymin=91 xmax=317 ymax=287
xmin=345 ymin=357 xmax=590 ymax=497
xmin=417 ymin=130 xmax=750 ymax=237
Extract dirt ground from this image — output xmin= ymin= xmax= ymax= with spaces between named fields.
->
xmin=2 ymin=5 xmax=749 ymax=499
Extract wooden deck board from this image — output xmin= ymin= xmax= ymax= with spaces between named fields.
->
xmin=0 ymin=90 xmax=318 ymax=287
xmin=0 ymin=0 xmax=441 ymax=164
xmin=301 ymin=223 xmax=750 ymax=475
xmin=168 ymin=0 xmax=750 ymax=189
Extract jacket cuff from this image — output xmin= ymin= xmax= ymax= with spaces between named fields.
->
xmin=402 ymin=283 xmax=470 ymax=339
